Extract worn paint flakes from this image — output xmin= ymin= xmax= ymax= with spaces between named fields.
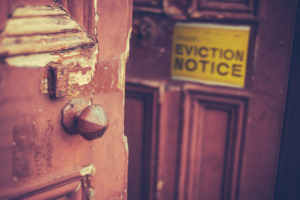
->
xmin=68 ymin=70 xmax=93 ymax=86
xmin=5 ymin=53 xmax=60 ymax=68
xmin=0 ymin=32 xmax=93 ymax=56
xmin=2 ymin=16 xmax=81 ymax=36
xmin=75 ymin=182 xmax=82 ymax=192
xmin=80 ymin=163 xmax=95 ymax=176
xmin=41 ymin=74 xmax=49 ymax=93
xmin=118 ymin=27 xmax=132 ymax=92
xmin=123 ymin=135 xmax=129 ymax=156
xmin=0 ymin=5 xmax=94 ymax=57
xmin=12 ymin=5 xmax=66 ymax=17
xmin=91 ymin=45 xmax=98 ymax=79
xmin=94 ymin=0 xmax=99 ymax=35
xmin=7 ymin=48 xmax=97 ymax=94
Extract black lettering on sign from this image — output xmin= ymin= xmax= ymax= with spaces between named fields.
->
xmin=211 ymin=62 xmax=215 ymax=73
xmin=224 ymin=49 xmax=234 ymax=60
xmin=174 ymin=57 xmax=183 ymax=70
xmin=210 ymin=48 xmax=218 ymax=58
xmin=199 ymin=60 xmax=209 ymax=72
xmin=185 ymin=59 xmax=197 ymax=71
xmin=219 ymin=49 xmax=223 ymax=59
xmin=232 ymin=64 xmax=242 ymax=77
xmin=217 ymin=63 xmax=229 ymax=76
xmin=198 ymin=47 xmax=208 ymax=58
xmin=185 ymin=45 xmax=193 ymax=55
xmin=236 ymin=50 xmax=244 ymax=61
xmin=175 ymin=44 xmax=183 ymax=55
xmin=194 ymin=46 xmax=198 ymax=56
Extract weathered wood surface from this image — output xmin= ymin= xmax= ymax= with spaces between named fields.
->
xmin=0 ymin=1 xmax=132 ymax=199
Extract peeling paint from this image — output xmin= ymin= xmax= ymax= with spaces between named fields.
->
xmin=2 ymin=16 xmax=81 ymax=36
xmin=5 ymin=53 xmax=59 ymax=68
xmin=80 ymin=163 xmax=95 ymax=176
xmin=40 ymin=74 xmax=48 ymax=93
xmin=123 ymin=135 xmax=129 ymax=156
xmin=75 ymin=182 xmax=82 ymax=192
xmin=94 ymin=0 xmax=99 ymax=35
xmin=0 ymin=32 xmax=93 ymax=56
xmin=118 ymin=27 xmax=132 ymax=105
xmin=6 ymin=46 xmax=97 ymax=88
xmin=68 ymin=70 xmax=93 ymax=86
xmin=2 ymin=5 xmax=98 ymax=91
xmin=12 ymin=5 xmax=66 ymax=17
xmin=91 ymin=45 xmax=98 ymax=78
xmin=91 ymin=0 xmax=99 ymax=103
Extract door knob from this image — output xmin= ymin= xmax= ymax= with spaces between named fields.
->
xmin=62 ymin=99 xmax=109 ymax=141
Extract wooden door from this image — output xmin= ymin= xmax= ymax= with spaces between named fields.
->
xmin=0 ymin=0 xmax=132 ymax=199
xmin=124 ymin=0 xmax=297 ymax=200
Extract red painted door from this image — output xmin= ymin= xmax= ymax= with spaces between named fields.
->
xmin=125 ymin=0 xmax=297 ymax=200
xmin=0 ymin=0 xmax=132 ymax=199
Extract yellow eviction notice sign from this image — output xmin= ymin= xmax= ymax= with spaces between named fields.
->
xmin=171 ymin=23 xmax=250 ymax=88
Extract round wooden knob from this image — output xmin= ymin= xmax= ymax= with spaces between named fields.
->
xmin=76 ymin=105 xmax=109 ymax=141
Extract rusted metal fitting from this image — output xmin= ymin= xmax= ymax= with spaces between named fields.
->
xmin=62 ymin=99 xmax=109 ymax=141
xmin=48 ymin=64 xmax=69 ymax=98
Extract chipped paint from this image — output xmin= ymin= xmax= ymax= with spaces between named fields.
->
xmin=6 ymin=48 xmax=93 ymax=67
xmin=40 ymin=74 xmax=48 ymax=93
xmin=94 ymin=0 xmax=99 ymax=35
xmin=118 ymin=27 xmax=132 ymax=94
xmin=91 ymin=44 xmax=98 ymax=79
xmin=12 ymin=5 xmax=66 ymax=17
xmin=80 ymin=163 xmax=95 ymax=176
xmin=75 ymin=182 xmax=82 ymax=192
xmin=1 ymin=5 xmax=98 ymax=92
xmin=6 ymin=47 xmax=97 ymax=88
xmin=0 ymin=5 xmax=94 ymax=57
xmin=92 ymin=0 xmax=99 ymax=79
xmin=123 ymin=135 xmax=129 ymax=156
xmin=0 ymin=32 xmax=93 ymax=56
xmin=2 ymin=16 xmax=81 ymax=36
xmin=69 ymin=70 xmax=93 ymax=86
xmin=5 ymin=53 xmax=60 ymax=68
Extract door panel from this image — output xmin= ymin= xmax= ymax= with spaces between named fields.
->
xmin=126 ymin=0 xmax=296 ymax=199
xmin=188 ymin=0 xmax=257 ymax=21
xmin=179 ymin=88 xmax=248 ymax=200
xmin=190 ymin=0 xmax=256 ymax=13
xmin=125 ymin=83 xmax=159 ymax=200
xmin=126 ymin=97 xmax=144 ymax=200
